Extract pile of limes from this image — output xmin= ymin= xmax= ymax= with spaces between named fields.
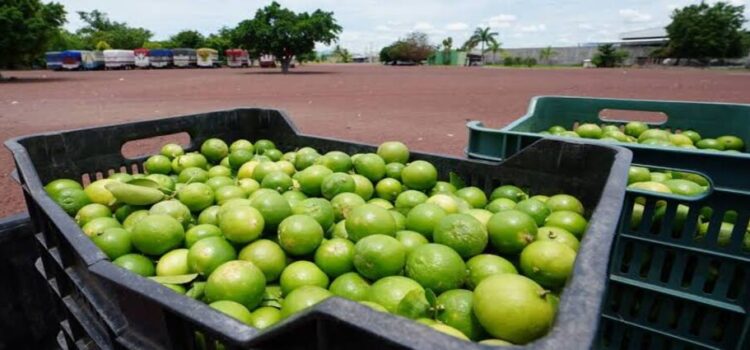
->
xmin=625 ymin=166 xmax=749 ymax=249
xmin=44 ymin=138 xmax=592 ymax=345
xmin=541 ymin=122 xmax=746 ymax=152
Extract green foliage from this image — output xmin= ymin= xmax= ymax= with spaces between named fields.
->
xmin=95 ymin=40 xmax=111 ymax=51
xmin=592 ymin=44 xmax=629 ymax=67
xmin=205 ymin=27 xmax=235 ymax=54
xmin=502 ymin=56 xmax=537 ymax=67
xmin=332 ymin=45 xmax=352 ymax=63
xmin=75 ymin=10 xmax=152 ymax=49
xmin=142 ymin=41 xmax=167 ymax=49
xmin=468 ymin=27 xmax=498 ymax=61
xmin=485 ymin=41 xmax=502 ymax=63
xmin=234 ymin=1 xmax=341 ymax=72
xmin=503 ymin=56 xmax=514 ymax=66
xmin=666 ymin=1 xmax=749 ymax=63
xmin=170 ymin=30 xmax=206 ymax=48
xmin=380 ymin=32 xmax=435 ymax=64
xmin=524 ymin=57 xmax=537 ymax=67
xmin=0 ymin=0 xmax=67 ymax=69
xmin=539 ymin=46 xmax=557 ymax=63
xmin=47 ymin=29 xmax=86 ymax=51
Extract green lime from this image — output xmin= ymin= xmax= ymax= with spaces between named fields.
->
xmin=254 ymin=139 xmax=276 ymax=154
xmin=535 ymin=226 xmax=580 ymax=252
xmin=209 ymin=300 xmax=253 ymax=325
xmin=545 ymin=211 xmax=588 ymax=239
xmin=385 ymin=162 xmax=405 ymax=180
xmin=351 ymin=174 xmax=374 ymax=200
xmin=249 ymin=306 xmax=282 ymax=329
xmin=405 ymin=243 xmax=466 ymax=294
xmin=377 ymin=141 xmax=410 ymax=164
xmin=353 ymin=153 xmax=386 ymax=182
xmin=319 ymin=151 xmax=353 ymax=172
xmin=207 ymin=165 xmax=232 ymax=178
xmin=624 ymin=122 xmax=648 ymax=137
xmin=205 ymin=176 xmax=235 ymax=191
xmin=82 ymin=217 xmax=122 ymax=237
xmin=329 ymin=272 xmax=370 ymax=301
xmin=292 ymin=198 xmax=335 ymax=231
xmin=131 ymin=214 xmax=185 ymax=255
xmin=156 ymin=248 xmax=190 ymax=276
xmin=433 ymin=214 xmax=488 ymax=259
xmin=330 ymin=193 xmax=366 ymax=221
xmin=239 ymin=239 xmax=287 ymax=282
xmin=178 ymin=167 xmax=209 ymax=184
xmin=485 ymin=198 xmax=517 ymax=213
xmin=436 ymin=289 xmax=487 ymax=340
xmin=113 ymin=253 xmax=155 ymax=277
xmin=394 ymin=190 xmax=428 ymax=215
xmin=160 ymin=143 xmax=184 ymax=159
xmin=178 ymin=183 xmax=214 ymax=212
xmin=663 ymin=179 xmax=704 ymax=196
xmin=261 ymin=171 xmax=294 ymax=192
xmin=282 ymin=190 xmax=308 ymax=207
xmin=473 ymin=274 xmax=554 ymax=344
xmin=205 ymin=260 xmax=266 ymax=310
xmin=395 ymin=230 xmax=429 ymax=254
xmin=375 ymin=178 xmax=403 ymax=202
xmin=353 ymin=234 xmax=406 ymax=280
xmin=280 ymin=285 xmax=332 ymax=318
xmin=91 ymin=227 xmax=132 ymax=260
xmin=455 ymin=187 xmax=488 ymax=208
xmin=315 ymin=238 xmax=355 ymax=278
xmin=486 ymin=210 xmax=538 ymax=254
xmin=360 ymin=301 xmax=389 ymax=313
xmin=45 ymin=178 xmax=83 ymax=197
xmin=520 ymin=241 xmax=576 ymax=288
xmin=466 ymin=209 xmax=492 ymax=226
xmin=197 ymin=206 xmax=221 ymax=226
xmin=294 ymin=151 xmax=320 ymax=170
xmin=187 ymin=236 xmax=237 ymax=276
xmin=400 ymin=160 xmax=437 ymax=191
xmin=466 ymin=254 xmax=517 ymax=290
xmin=185 ymin=224 xmax=222 ymax=247
xmin=331 ymin=220 xmax=349 ymax=239
xmin=294 ymin=165 xmax=332 ymax=197
xmin=230 ymin=139 xmax=254 ymax=153
xmin=628 ymin=166 xmax=651 ymax=184
xmin=430 ymin=181 xmax=457 ymax=195
xmin=279 ymin=261 xmax=330 ymax=296
xmin=490 ymin=185 xmax=528 ymax=202
xmin=575 ymin=123 xmax=602 ymax=138
xmin=237 ymin=160 xmax=259 ymax=180
xmin=172 ymin=153 xmax=208 ymax=173
xmin=123 ymin=210 xmax=149 ymax=232
xmin=263 ymin=149 xmax=283 ymax=161
xmin=145 ymin=155 xmax=173 ymax=174
xmin=214 ymin=186 xmax=247 ymax=205
xmin=367 ymin=276 xmax=424 ymax=313
xmin=405 ymin=203 xmax=446 ymax=239
xmin=54 ymin=188 xmax=92 ymax=215
xmin=278 ymin=214 xmax=324 ymax=256
xmin=149 ymin=200 xmax=192 ymax=228
xmin=219 ymin=205 xmax=265 ymax=243
xmin=345 ymin=204 xmax=397 ymax=241
xmin=76 ymin=203 xmax=112 ymax=226
xmin=515 ymin=199 xmax=551 ymax=226
xmin=545 ymin=194 xmax=584 ymax=215
xmin=252 ymin=161 xmax=281 ymax=182
xmin=367 ymin=198 xmax=394 ymax=209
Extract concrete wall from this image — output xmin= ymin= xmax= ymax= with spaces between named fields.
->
xmin=485 ymin=46 xmax=657 ymax=66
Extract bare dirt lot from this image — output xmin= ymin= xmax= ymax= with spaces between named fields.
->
xmin=1 ymin=64 xmax=749 ymax=216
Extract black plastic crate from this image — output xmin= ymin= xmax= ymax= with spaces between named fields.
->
xmin=6 ymin=109 xmax=632 ymax=349
xmin=0 ymin=214 xmax=61 ymax=350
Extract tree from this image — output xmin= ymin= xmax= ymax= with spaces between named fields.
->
xmin=332 ymin=45 xmax=352 ymax=63
xmin=469 ymin=27 xmax=498 ymax=63
xmin=539 ymin=46 xmax=557 ymax=64
xmin=0 ymin=0 xmax=66 ymax=72
xmin=592 ymin=44 xmax=629 ymax=67
xmin=380 ymin=32 xmax=436 ymax=64
xmin=461 ymin=37 xmax=478 ymax=51
xmin=442 ymin=37 xmax=453 ymax=51
xmin=76 ymin=10 xmax=152 ymax=49
xmin=47 ymin=29 xmax=86 ymax=51
xmin=95 ymin=40 xmax=111 ymax=51
xmin=666 ymin=1 xmax=749 ymax=64
xmin=169 ymin=30 xmax=206 ymax=48
xmin=235 ymin=2 xmax=341 ymax=73
xmin=205 ymin=27 xmax=235 ymax=54
xmin=486 ymin=41 xmax=502 ymax=64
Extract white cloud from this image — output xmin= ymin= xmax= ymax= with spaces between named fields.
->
xmin=375 ymin=25 xmax=392 ymax=32
xmin=518 ymin=24 xmax=546 ymax=32
xmin=445 ymin=22 xmax=469 ymax=31
xmin=413 ymin=21 xmax=434 ymax=31
xmin=619 ymin=9 xmax=653 ymax=23
xmin=578 ymin=23 xmax=594 ymax=30
xmin=487 ymin=14 xmax=517 ymax=28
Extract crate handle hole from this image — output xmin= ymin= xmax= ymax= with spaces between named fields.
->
xmin=599 ymin=109 xmax=668 ymax=124
xmin=121 ymin=132 xmax=192 ymax=159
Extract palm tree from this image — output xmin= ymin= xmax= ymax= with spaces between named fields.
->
xmin=469 ymin=27 xmax=499 ymax=63
xmin=486 ymin=41 xmax=502 ymax=64
xmin=332 ymin=45 xmax=352 ymax=63
xmin=442 ymin=37 xmax=453 ymax=51
xmin=539 ymin=46 xmax=557 ymax=64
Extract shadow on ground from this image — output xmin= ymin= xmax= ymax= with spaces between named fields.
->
xmin=0 ymin=76 xmax=73 ymax=84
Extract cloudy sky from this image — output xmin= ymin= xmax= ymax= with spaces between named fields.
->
xmin=54 ymin=0 xmax=748 ymax=54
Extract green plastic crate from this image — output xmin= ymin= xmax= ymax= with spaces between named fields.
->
xmin=466 ymin=96 xmax=750 ymax=192
xmin=465 ymin=96 xmax=750 ymax=349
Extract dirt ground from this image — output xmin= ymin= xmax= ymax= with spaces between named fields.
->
xmin=1 ymin=64 xmax=749 ymax=216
